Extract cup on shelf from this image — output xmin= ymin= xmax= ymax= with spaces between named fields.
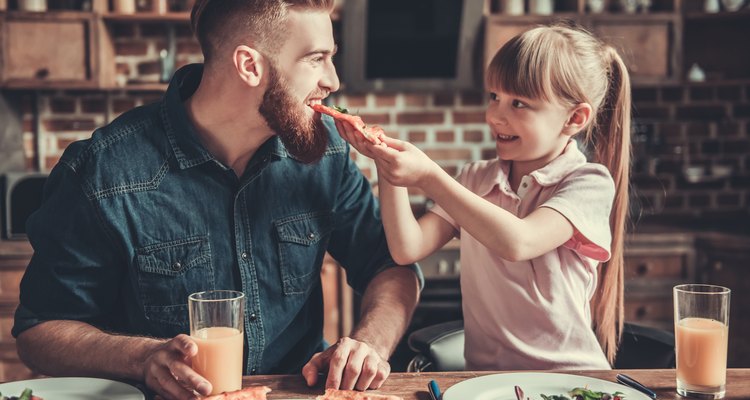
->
xmin=499 ymin=0 xmax=525 ymax=15
xmin=704 ymin=0 xmax=721 ymax=12
xmin=588 ymin=0 xmax=607 ymax=13
xmin=113 ymin=0 xmax=136 ymax=14
xmin=721 ymin=0 xmax=745 ymax=11
xmin=153 ymin=0 xmax=169 ymax=14
xmin=619 ymin=0 xmax=638 ymax=13
xmin=17 ymin=0 xmax=47 ymax=12
xmin=529 ymin=0 xmax=554 ymax=15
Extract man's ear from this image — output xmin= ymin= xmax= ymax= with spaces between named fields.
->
xmin=563 ymin=103 xmax=593 ymax=137
xmin=233 ymin=45 xmax=265 ymax=87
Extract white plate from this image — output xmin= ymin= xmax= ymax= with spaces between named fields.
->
xmin=0 ymin=377 xmax=145 ymax=400
xmin=443 ymin=372 xmax=651 ymax=400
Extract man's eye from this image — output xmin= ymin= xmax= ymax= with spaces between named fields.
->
xmin=512 ymin=99 xmax=527 ymax=108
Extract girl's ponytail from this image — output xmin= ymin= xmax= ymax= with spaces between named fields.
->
xmin=590 ymin=45 xmax=631 ymax=364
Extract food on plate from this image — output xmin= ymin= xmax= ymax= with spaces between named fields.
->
xmin=311 ymin=104 xmax=387 ymax=145
xmin=0 ymin=388 xmax=43 ymax=400
xmin=515 ymin=385 xmax=625 ymax=400
xmin=316 ymin=388 xmax=404 ymax=400
xmin=203 ymin=385 xmax=271 ymax=400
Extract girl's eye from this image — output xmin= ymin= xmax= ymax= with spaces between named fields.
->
xmin=512 ymin=99 xmax=527 ymax=108
xmin=488 ymin=93 xmax=498 ymax=101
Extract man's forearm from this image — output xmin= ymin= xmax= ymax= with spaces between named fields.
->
xmin=350 ymin=267 xmax=420 ymax=359
xmin=16 ymin=320 xmax=164 ymax=380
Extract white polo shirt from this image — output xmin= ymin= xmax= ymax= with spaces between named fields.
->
xmin=430 ymin=140 xmax=614 ymax=370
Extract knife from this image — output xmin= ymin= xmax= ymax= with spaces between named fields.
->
xmin=616 ymin=373 xmax=657 ymax=399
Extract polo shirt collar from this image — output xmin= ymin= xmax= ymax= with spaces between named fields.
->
xmin=475 ymin=140 xmax=588 ymax=196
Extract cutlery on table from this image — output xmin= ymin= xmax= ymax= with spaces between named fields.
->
xmin=616 ymin=373 xmax=657 ymax=399
xmin=428 ymin=379 xmax=442 ymax=400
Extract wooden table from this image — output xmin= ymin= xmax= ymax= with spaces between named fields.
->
xmin=246 ymin=369 xmax=750 ymax=399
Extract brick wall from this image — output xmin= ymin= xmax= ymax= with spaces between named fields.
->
xmin=8 ymin=22 xmax=750 ymax=218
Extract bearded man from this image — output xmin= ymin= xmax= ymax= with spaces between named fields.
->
xmin=12 ymin=1 xmax=422 ymax=399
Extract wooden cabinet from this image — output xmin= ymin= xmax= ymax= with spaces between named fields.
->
xmin=0 ymin=11 xmax=110 ymax=89
xmin=0 ymin=240 xmax=38 ymax=381
xmin=485 ymin=12 xmax=680 ymax=83
xmin=695 ymin=234 xmax=750 ymax=368
xmin=623 ymin=232 xmax=695 ymax=330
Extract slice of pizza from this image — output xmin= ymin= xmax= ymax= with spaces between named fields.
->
xmin=202 ymin=385 xmax=272 ymax=400
xmin=311 ymin=104 xmax=386 ymax=146
xmin=315 ymin=388 xmax=404 ymax=400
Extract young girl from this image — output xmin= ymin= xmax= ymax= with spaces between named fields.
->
xmin=335 ymin=24 xmax=631 ymax=370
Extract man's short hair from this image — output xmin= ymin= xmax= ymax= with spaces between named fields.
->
xmin=191 ymin=0 xmax=334 ymax=65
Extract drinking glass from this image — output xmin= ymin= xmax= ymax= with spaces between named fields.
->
xmin=674 ymin=284 xmax=730 ymax=399
xmin=188 ymin=290 xmax=245 ymax=395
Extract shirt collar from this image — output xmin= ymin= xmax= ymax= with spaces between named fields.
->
xmin=161 ymin=63 xmax=287 ymax=170
xmin=474 ymin=140 xmax=588 ymax=196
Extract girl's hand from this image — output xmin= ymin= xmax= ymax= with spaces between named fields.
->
xmin=334 ymin=120 xmax=383 ymax=159
xmin=370 ymin=136 xmax=440 ymax=188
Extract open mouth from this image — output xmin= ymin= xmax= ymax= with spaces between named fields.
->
xmin=496 ymin=133 xmax=519 ymax=142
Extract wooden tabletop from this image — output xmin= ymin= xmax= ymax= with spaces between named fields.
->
xmin=246 ymin=369 xmax=750 ymax=399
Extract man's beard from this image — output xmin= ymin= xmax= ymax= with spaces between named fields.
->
xmin=258 ymin=65 xmax=329 ymax=164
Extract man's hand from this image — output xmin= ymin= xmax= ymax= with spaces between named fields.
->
xmin=143 ymin=334 xmax=212 ymax=400
xmin=302 ymin=337 xmax=391 ymax=391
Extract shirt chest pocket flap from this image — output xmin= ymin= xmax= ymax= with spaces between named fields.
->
xmin=274 ymin=212 xmax=332 ymax=295
xmin=136 ymin=235 xmax=215 ymax=325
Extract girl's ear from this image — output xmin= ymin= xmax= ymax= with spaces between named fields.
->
xmin=233 ymin=45 xmax=265 ymax=88
xmin=563 ymin=103 xmax=593 ymax=137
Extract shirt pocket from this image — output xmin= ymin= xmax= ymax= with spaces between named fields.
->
xmin=274 ymin=211 xmax=332 ymax=296
xmin=135 ymin=235 xmax=215 ymax=330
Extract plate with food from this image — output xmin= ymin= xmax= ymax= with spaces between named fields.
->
xmin=0 ymin=377 xmax=145 ymax=400
xmin=442 ymin=372 xmax=650 ymax=400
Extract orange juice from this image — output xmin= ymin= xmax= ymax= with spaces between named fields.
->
xmin=676 ymin=317 xmax=728 ymax=387
xmin=191 ymin=326 xmax=244 ymax=395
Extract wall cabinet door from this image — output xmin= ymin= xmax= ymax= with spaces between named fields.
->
xmin=0 ymin=12 xmax=99 ymax=88
xmin=697 ymin=235 xmax=750 ymax=368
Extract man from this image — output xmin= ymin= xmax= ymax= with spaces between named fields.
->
xmin=12 ymin=1 xmax=422 ymax=399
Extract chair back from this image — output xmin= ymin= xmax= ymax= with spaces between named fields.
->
xmin=407 ymin=321 xmax=675 ymax=372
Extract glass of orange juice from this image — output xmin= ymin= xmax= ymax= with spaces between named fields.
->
xmin=188 ymin=290 xmax=245 ymax=395
xmin=674 ymin=284 xmax=730 ymax=399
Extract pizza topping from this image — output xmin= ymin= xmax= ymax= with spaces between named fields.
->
xmin=316 ymin=388 xmax=404 ymax=400
xmin=310 ymin=104 xmax=386 ymax=146
xmin=202 ymin=385 xmax=271 ymax=400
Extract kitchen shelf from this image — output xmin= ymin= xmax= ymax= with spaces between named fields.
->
xmin=102 ymin=12 xmax=191 ymax=22
xmin=104 ymin=83 xmax=168 ymax=91
xmin=683 ymin=10 xmax=750 ymax=20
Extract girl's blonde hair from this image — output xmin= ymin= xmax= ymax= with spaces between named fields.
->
xmin=487 ymin=24 xmax=631 ymax=365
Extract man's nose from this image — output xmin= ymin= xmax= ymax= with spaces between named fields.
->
xmin=321 ymin=62 xmax=340 ymax=93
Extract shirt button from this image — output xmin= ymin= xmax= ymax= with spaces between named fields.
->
xmin=170 ymin=261 xmax=182 ymax=271
xmin=307 ymin=232 xmax=316 ymax=240
xmin=250 ymin=368 xmax=257 ymax=374
xmin=249 ymin=313 xmax=257 ymax=321
xmin=241 ymin=252 xmax=248 ymax=260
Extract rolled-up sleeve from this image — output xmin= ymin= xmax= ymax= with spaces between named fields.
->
xmin=12 ymin=159 xmax=124 ymax=338
xmin=326 ymin=148 xmax=423 ymax=295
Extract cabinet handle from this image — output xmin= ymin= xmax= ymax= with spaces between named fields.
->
xmin=713 ymin=261 xmax=723 ymax=271
xmin=636 ymin=262 xmax=650 ymax=276
xmin=35 ymin=68 xmax=49 ymax=79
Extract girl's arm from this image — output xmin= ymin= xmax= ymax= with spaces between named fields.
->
xmin=376 ymin=166 xmax=456 ymax=265
xmin=371 ymin=137 xmax=574 ymax=262
xmin=332 ymin=119 xmax=455 ymax=265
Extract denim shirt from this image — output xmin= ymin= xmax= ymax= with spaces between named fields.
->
xmin=13 ymin=64 xmax=422 ymax=375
